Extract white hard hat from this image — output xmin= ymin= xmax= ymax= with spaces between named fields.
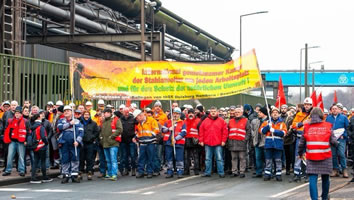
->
xmin=47 ymin=101 xmax=54 ymax=106
xmin=98 ymin=99 xmax=105 ymax=105
xmin=106 ymin=104 xmax=113 ymax=109
xmin=336 ymin=103 xmax=343 ymax=109
xmin=131 ymin=103 xmax=137 ymax=109
xmin=119 ymin=104 xmax=126 ymax=109
xmin=133 ymin=109 xmax=142 ymax=118
xmin=173 ymin=107 xmax=182 ymax=114
xmin=343 ymin=107 xmax=348 ymax=112
xmin=303 ymin=97 xmax=313 ymax=105
xmin=85 ymin=101 xmax=93 ymax=106
xmin=186 ymin=105 xmax=193 ymax=110
xmin=56 ymin=100 xmax=64 ymax=106
xmin=2 ymin=101 xmax=10 ymax=106
xmin=271 ymin=107 xmax=280 ymax=113
xmin=324 ymin=108 xmax=329 ymax=114
xmin=69 ymin=102 xmax=75 ymax=107
xmin=154 ymin=101 xmax=162 ymax=107
xmin=63 ymin=105 xmax=72 ymax=111
xmin=351 ymin=108 xmax=354 ymax=112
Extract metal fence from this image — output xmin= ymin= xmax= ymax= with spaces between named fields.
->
xmin=0 ymin=53 xmax=70 ymax=108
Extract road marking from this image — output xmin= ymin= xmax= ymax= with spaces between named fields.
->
xmin=113 ymin=175 xmax=200 ymax=194
xmin=0 ymin=188 xmax=29 ymax=192
xmin=270 ymin=182 xmax=309 ymax=198
xmin=13 ymin=197 xmax=34 ymax=199
xmin=142 ymin=191 xmax=155 ymax=195
xmin=34 ymin=189 xmax=72 ymax=193
xmin=178 ymin=193 xmax=223 ymax=197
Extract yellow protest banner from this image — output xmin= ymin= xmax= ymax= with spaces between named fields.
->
xmin=70 ymin=49 xmax=262 ymax=100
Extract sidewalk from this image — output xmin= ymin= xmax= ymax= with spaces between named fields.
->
xmin=0 ymin=167 xmax=60 ymax=187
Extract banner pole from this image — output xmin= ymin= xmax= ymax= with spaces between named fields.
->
xmin=70 ymin=61 xmax=78 ymax=157
xmin=169 ymin=100 xmax=176 ymax=158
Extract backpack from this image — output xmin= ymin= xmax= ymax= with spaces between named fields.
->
xmin=26 ymin=129 xmax=38 ymax=150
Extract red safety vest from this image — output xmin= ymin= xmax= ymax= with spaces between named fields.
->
xmin=3 ymin=117 xmax=27 ymax=144
xmin=34 ymin=126 xmax=47 ymax=152
xmin=228 ymin=118 xmax=248 ymax=141
xmin=303 ymin=122 xmax=332 ymax=161
xmin=163 ymin=120 xmax=185 ymax=145
xmin=111 ymin=116 xmax=121 ymax=142
xmin=185 ymin=118 xmax=200 ymax=138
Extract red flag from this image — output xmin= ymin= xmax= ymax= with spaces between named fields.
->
xmin=275 ymin=76 xmax=286 ymax=108
xmin=317 ymin=92 xmax=324 ymax=111
xmin=333 ymin=90 xmax=338 ymax=104
xmin=140 ymin=100 xmax=153 ymax=109
xmin=126 ymin=99 xmax=131 ymax=107
xmin=310 ymin=91 xmax=317 ymax=107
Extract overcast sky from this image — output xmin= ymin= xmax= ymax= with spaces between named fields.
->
xmin=162 ymin=0 xmax=354 ymax=71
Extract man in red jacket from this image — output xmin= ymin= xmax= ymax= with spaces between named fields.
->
xmin=199 ymin=106 xmax=228 ymax=178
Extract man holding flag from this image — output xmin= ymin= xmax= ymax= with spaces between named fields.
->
xmin=162 ymin=107 xmax=187 ymax=178
xmin=57 ymin=105 xmax=84 ymax=183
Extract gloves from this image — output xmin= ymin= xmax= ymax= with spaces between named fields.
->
xmin=270 ymin=128 xmax=275 ymax=133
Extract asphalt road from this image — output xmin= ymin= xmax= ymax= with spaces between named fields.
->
xmin=0 ymin=172 xmax=307 ymax=200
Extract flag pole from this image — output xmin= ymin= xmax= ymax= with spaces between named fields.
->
xmin=169 ymin=100 xmax=176 ymax=158
xmin=255 ymin=54 xmax=274 ymax=141
xmin=71 ymin=62 xmax=78 ymax=157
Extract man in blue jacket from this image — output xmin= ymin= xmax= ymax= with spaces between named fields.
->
xmin=57 ymin=105 xmax=84 ymax=183
xmin=326 ymin=104 xmax=349 ymax=178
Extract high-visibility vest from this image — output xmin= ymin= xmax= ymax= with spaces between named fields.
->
xmin=163 ymin=120 xmax=185 ymax=145
xmin=304 ymin=122 xmax=332 ymax=161
xmin=228 ymin=118 xmax=248 ymax=141
xmin=185 ymin=118 xmax=200 ymax=138
xmin=34 ymin=126 xmax=47 ymax=152
xmin=111 ymin=116 xmax=121 ymax=142
xmin=4 ymin=117 xmax=27 ymax=144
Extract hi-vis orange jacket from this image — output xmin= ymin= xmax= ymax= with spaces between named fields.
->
xmin=135 ymin=116 xmax=159 ymax=144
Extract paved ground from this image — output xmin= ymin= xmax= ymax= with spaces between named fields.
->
xmin=0 ymin=170 xmax=352 ymax=200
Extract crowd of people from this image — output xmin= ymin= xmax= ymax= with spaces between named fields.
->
xmin=0 ymin=98 xmax=353 ymax=198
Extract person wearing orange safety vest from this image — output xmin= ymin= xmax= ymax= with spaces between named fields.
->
xmin=29 ymin=113 xmax=52 ymax=184
xmin=184 ymin=109 xmax=201 ymax=175
xmin=297 ymin=107 xmax=338 ymax=200
xmin=260 ymin=107 xmax=287 ymax=181
xmin=291 ymin=97 xmax=313 ymax=181
xmin=2 ymin=106 xmax=30 ymax=177
xmin=228 ymin=106 xmax=251 ymax=178
xmin=162 ymin=107 xmax=187 ymax=178
xmin=133 ymin=109 xmax=160 ymax=178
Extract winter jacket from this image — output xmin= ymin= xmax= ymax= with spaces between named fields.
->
xmin=251 ymin=117 xmax=267 ymax=148
xmin=30 ymin=120 xmax=48 ymax=151
xmin=326 ymin=113 xmax=349 ymax=140
xmin=41 ymin=119 xmax=53 ymax=140
xmin=4 ymin=117 xmax=30 ymax=143
xmin=120 ymin=114 xmax=136 ymax=143
xmin=199 ymin=116 xmax=228 ymax=146
xmin=100 ymin=117 xmax=122 ymax=148
xmin=349 ymin=116 xmax=354 ymax=141
xmin=80 ymin=117 xmax=100 ymax=144
xmin=57 ymin=117 xmax=84 ymax=145
xmin=135 ymin=116 xmax=159 ymax=144
xmin=2 ymin=110 xmax=14 ymax=129
xmin=260 ymin=117 xmax=287 ymax=150
xmin=227 ymin=117 xmax=251 ymax=151
xmin=291 ymin=108 xmax=312 ymax=137
xmin=153 ymin=109 xmax=168 ymax=126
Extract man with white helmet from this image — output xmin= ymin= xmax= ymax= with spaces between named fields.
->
xmin=161 ymin=107 xmax=187 ymax=178
xmin=133 ymin=109 xmax=160 ymax=178
xmin=291 ymin=97 xmax=313 ymax=181
xmin=97 ymin=100 xmax=105 ymax=111
xmin=55 ymin=100 xmax=64 ymax=109
xmin=326 ymin=104 xmax=349 ymax=178
xmin=85 ymin=101 xmax=96 ymax=117
xmin=57 ymin=105 xmax=84 ymax=183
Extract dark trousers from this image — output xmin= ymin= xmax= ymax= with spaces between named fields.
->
xmin=120 ymin=142 xmax=137 ymax=170
xmin=32 ymin=149 xmax=47 ymax=179
xmin=284 ymin=144 xmax=294 ymax=172
xmin=224 ymin=148 xmax=232 ymax=172
xmin=80 ymin=143 xmax=95 ymax=173
xmin=184 ymin=147 xmax=200 ymax=172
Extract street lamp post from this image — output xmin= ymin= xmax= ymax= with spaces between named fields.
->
xmin=299 ymin=45 xmax=320 ymax=102
xmin=140 ymin=0 xmax=145 ymax=61
xmin=240 ymin=11 xmax=268 ymax=62
xmin=308 ymin=61 xmax=323 ymax=94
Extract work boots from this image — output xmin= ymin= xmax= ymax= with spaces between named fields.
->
xmin=61 ymin=175 xmax=70 ymax=184
xmin=131 ymin=168 xmax=136 ymax=176
xmin=343 ymin=169 xmax=349 ymax=178
xmin=330 ymin=169 xmax=339 ymax=177
xmin=87 ymin=172 xmax=92 ymax=180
